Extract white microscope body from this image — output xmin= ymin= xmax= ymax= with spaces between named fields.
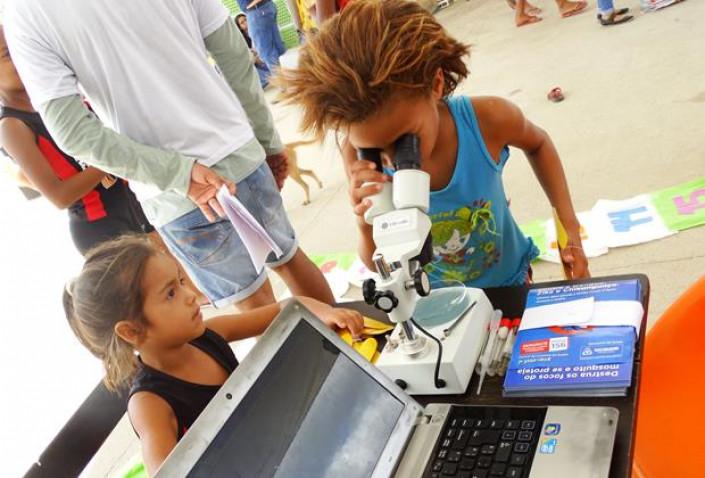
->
xmin=360 ymin=135 xmax=492 ymax=395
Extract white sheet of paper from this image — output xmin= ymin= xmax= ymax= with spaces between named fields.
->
xmin=591 ymin=194 xmax=675 ymax=248
xmin=217 ymin=186 xmax=283 ymax=274
xmin=520 ymin=297 xmax=595 ymax=331
xmin=591 ymin=301 xmax=645 ymax=337
xmin=324 ymin=268 xmax=350 ymax=299
xmin=346 ymin=257 xmax=378 ymax=288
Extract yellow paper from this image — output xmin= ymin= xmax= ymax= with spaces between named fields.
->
xmin=363 ymin=317 xmax=394 ymax=332
xmin=362 ymin=327 xmax=393 ymax=336
xmin=552 ymin=208 xmax=569 ymax=250
xmin=337 ymin=330 xmax=379 ymax=363
xmin=355 ymin=338 xmax=378 ymax=362
xmin=339 ymin=330 xmax=354 ymax=346
xmin=362 ymin=317 xmax=394 ymax=336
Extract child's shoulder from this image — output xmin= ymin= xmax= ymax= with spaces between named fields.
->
xmin=469 ymin=96 xmax=515 ymax=117
xmin=458 ymin=96 xmax=524 ymax=134
xmin=447 ymin=95 xmax=512 ymax=122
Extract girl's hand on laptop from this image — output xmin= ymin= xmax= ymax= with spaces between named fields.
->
xmin=299 ymin=297 xmax=364 ymax=338
xmin=348 ymin=159 xmax=391 ymax=218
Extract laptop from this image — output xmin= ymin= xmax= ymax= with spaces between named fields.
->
xmin=156 ymin=299 xmax=619 ymax=478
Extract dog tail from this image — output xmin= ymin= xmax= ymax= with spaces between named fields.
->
xmin=285 ymin=138 xmax=319 ymax=150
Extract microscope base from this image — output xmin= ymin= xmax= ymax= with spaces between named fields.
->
xmin=376 ymin=288 xmax=493 ymax=395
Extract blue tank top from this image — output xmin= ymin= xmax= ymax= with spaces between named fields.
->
xmin=423 ymin=96 xmax=539 ymax=287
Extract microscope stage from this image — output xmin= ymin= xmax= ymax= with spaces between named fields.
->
xmin=377 ymin=287 xmax=493 ymax=395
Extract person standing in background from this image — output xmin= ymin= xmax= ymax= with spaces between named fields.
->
xmin=5 ymin=0 xmax=334 ymax=310
xmin=235 ymin=13 xmax=272 ymax=88
xmin=0 ymin=26 xmax=208 ymax=302
xmin=239 ymin=0 xmax=287 ymax=73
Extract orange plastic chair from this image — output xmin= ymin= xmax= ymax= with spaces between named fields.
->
xmin=633 ymin=276 xmax=705 ymax=478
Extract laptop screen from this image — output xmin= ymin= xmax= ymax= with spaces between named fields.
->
xmin=187 ymin=320 xmax=405 ymax=478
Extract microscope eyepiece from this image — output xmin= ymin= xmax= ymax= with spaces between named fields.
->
xmin=357 ymin=148 xmax=383 ymax=172
xmin=394 ymin=134 xmax=421 ymax=171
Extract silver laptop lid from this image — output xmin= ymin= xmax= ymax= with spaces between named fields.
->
xmin=156 ymin=299 xmax=424 ymax=478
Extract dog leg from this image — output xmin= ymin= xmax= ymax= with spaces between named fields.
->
xmin=289 ymin=173 xmax=311 ymax=205
xmin=300 ymin=169 xmax=323 ymax=189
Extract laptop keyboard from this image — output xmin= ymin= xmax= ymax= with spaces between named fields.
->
xmin=426 ymin=405 xmax=547 ymax=478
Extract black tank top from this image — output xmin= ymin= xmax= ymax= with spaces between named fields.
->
xmin=129 ymin=329 xmax=239 ymax=439
xmin=0 ymin=106 xmax=129 ymax=223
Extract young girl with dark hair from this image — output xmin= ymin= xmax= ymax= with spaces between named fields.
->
xmin=63 ymin=235 xmax=363 ymax=475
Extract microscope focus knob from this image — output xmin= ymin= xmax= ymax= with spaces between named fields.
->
xmin=362 ymin=278 xmax=377 ymax=305
xmin=375 ymin=291 xmax=399 ymax=313
xmin=413 ymin=269 xmax=431 ymax=297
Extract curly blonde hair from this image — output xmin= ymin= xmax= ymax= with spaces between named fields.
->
xmin=275 ymin=0 xmax=470 ymax=138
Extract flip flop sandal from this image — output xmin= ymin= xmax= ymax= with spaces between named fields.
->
xmin=561 ymin=1 xmax=588 ymax=18
xmin=600 ymin=13 xmax=634 ymax=26
xmin=547 ymin=87 xmax=565 ymax=103
xmin=597 ymin=7 xmax=629 ymax=19
xmin=517 ymin=15 xmax=543 ymax=27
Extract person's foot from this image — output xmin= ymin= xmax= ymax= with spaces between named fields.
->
xmin=558 ymin=0 xmax=588 ymax=18
xmin=597 ymin=7 xmax=629 ymax=19
xmin=599 ymin=10 xmax=634 ymax=25
xmin=525 ymin=1 xmax=543 ymax=15
xmin=507 ymin=0 xmax=542 ymax=15
xmin=516 ymin=12 xmax=543 ymax=26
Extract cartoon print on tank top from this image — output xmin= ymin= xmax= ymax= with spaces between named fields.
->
xmin=425 ymin=199 xmax=502 ymax=283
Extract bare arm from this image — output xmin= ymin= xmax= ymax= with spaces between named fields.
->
xmin=206 ymin=302 xmax=282 ymax=342
xmin=206 ymin=297 xmax=364 ymax=343
xmin=474 ymin=96 xmax=588 ymax=278
xmin=128 ymin=392 xmax=179 ymax=477
xmin=0 ymin=117 xmax=105 ymax=209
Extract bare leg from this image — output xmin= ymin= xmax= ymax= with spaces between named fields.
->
xmin=272 ymin=248 xmax=336 ymax=305
xmin=235 ymin=278 xmax=277 ymax=311
xmin=516 ymin=0 xmax=543 ymax=26
xmin=526 ymin=1 xmax=542 ymax=14
xmin=507 ymin=0 xmax=542 ymax=14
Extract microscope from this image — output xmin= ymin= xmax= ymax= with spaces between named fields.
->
xmin=359 ymin=135 xmax=492 ymax=395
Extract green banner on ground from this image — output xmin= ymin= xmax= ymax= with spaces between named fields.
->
xmin=519 ymin=219 xmax=548 ymax=258
xmin=650 ymin=177 xmax=705 ymax=231
xmin=310 ymin=252 xmax=357 ymax=271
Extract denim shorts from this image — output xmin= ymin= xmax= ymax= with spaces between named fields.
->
xmin=159 ymin=163 xmax=298 ymax=307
